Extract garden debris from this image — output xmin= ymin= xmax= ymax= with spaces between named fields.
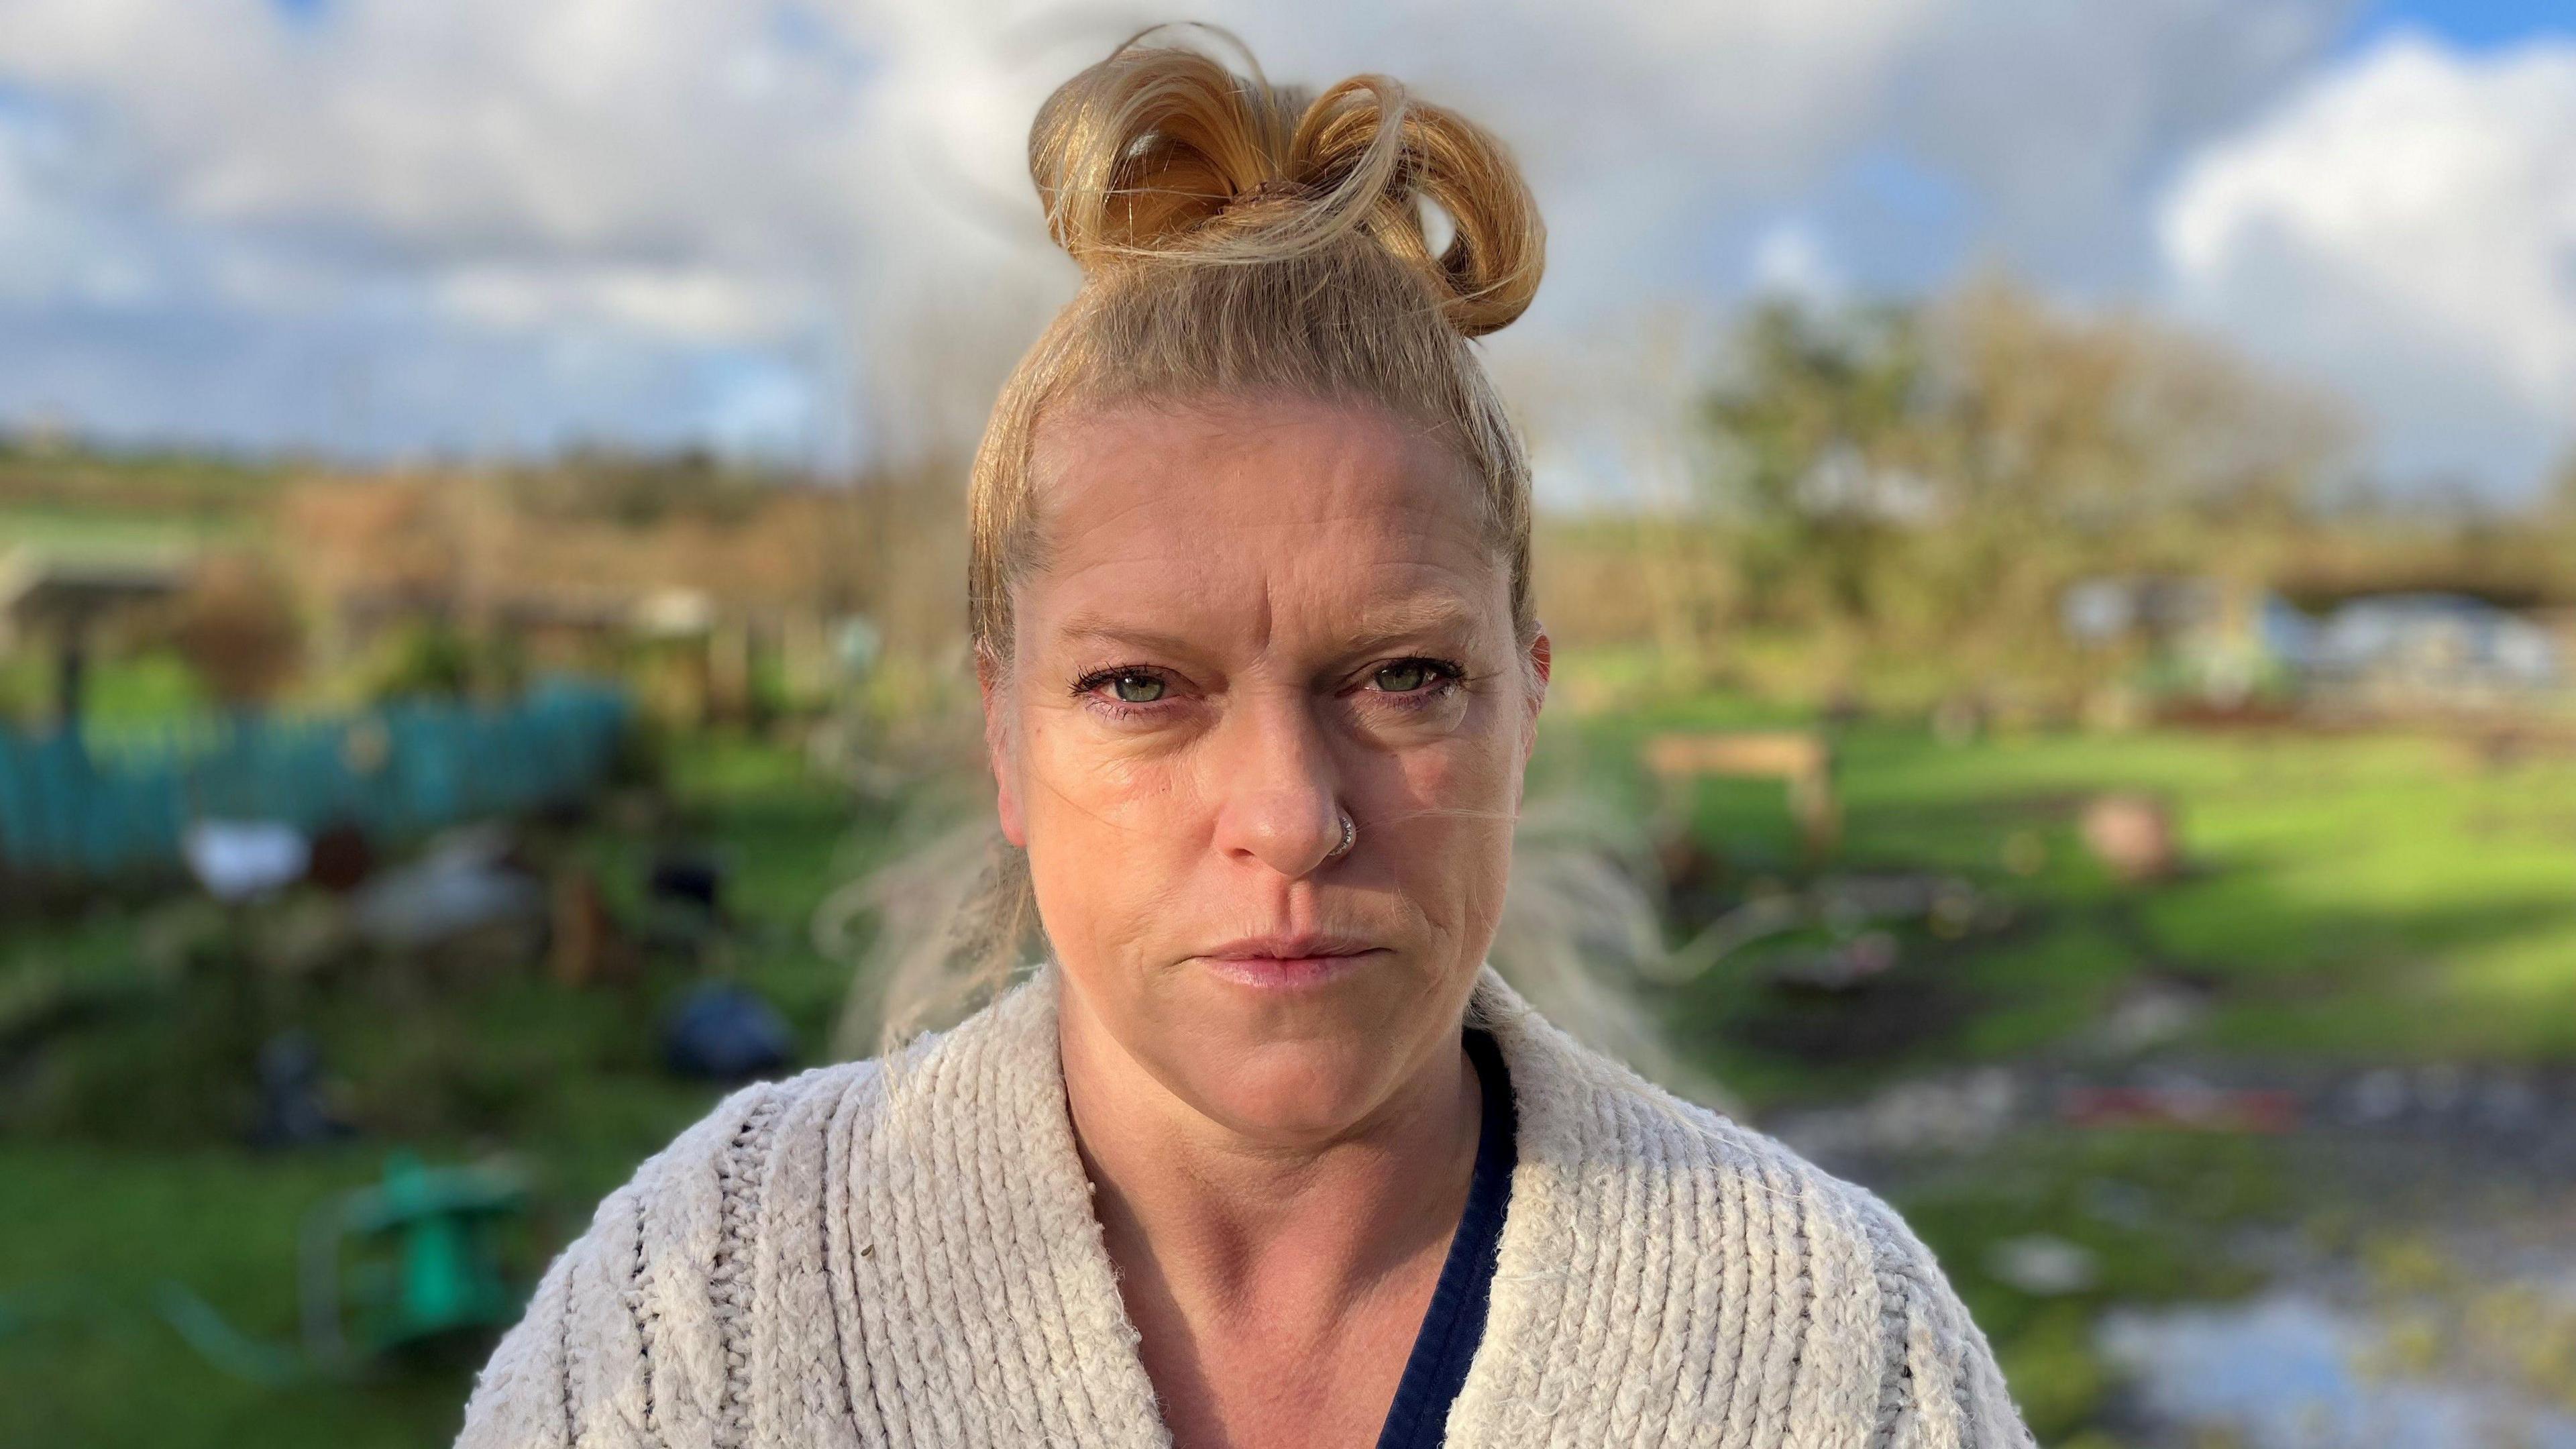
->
xmin=182 ymin=818 xmax=309 ymax=902
xmin=1652 ymin=830 xmax=1733 ymax=934
xmin=1986 ymin=1234 xmax=2100 ymax=1296
xmin=2088 ymin=973 xmax=2215 ymax=1055
xmin=303 ymin=820 xmax=376 ymax=894
xmin=1765 ymin=930 xmax=1901 ymax=991
xmin=2059 ymin=1081 xmax=2300 ymax=1134
xmin=348 ymin=826 xmax=543 ymax=951
xmin=248 ymin=1030 xmax=352 ymax=1150
xmin=2332 ymin=1065 xmax=2546 ymax=1134
xmin=1770 ymin=1067 xmax=2025 ymax=1163
xmin=547 ymin=867 xmax=635 ymax=987
xmin=647 ymin=849 xmax=726 ymax=918
xmin=2080 ymin=792 xmax=2181 ymax=883
xmin=640 ymin=847 xmax=732 ymax=965
xmin=1656 ymin=871 xmax=2007 ymax=983
xmin=662 ymin=981 xmax=791 ymax=1081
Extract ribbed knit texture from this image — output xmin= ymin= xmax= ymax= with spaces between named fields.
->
xmin=457 ymin=967 xmax=2031 ymax=1448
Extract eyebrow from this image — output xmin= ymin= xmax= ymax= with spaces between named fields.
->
xmin=1053 ymin=594 xmax=1487 ymax=659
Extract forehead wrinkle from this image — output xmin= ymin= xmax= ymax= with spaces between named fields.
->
xmin=1049 ymin=580 xmax=1492 ymax=667
xmin=1045 ymin=480 xmax=1492 ymax=586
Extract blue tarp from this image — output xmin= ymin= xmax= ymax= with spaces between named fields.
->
xmin=0 ymin=680 xmax=630 ymax=883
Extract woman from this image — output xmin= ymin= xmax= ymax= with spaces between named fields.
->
xmin=460 ymin=34 xmax=2029 ymax=1449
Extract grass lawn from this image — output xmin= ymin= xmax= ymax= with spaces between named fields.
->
xmin=1551 ymin=684 xmax=2576 ymax=1104
xmin=5 ymin=688 xmax=2575 ymax=1444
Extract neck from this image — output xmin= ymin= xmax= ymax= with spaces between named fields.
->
xmin=1057 ymin=982 xmax=1483 ymax=1324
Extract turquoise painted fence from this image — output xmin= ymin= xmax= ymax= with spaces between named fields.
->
xmin=0 ymin=680 xmax=631 ymax=883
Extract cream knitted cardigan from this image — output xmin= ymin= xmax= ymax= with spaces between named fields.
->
xmin=457 ymin=967 xmax=2030 ymax=1448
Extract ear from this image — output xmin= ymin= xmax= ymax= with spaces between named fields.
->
xmin=1519 ymin=625 xmax=1552 ymax=765
xmin=976 ymin=642 xmax=1029 ymax=848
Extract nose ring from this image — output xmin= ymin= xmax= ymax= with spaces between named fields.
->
xmin=1326 ymin=808 xmax=1357 ymax=861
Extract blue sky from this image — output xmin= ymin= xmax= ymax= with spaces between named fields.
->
xmin=2351 ymin=0 xmax=2572 ymax=49
xmin=1 ymin=1 xmax=2573 ymax=501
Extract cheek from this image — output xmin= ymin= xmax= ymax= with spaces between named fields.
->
xmin=1366 ymin=721 xmax=1523 ymax=926
xmin=1017 ymin=710 xmax=1203 ymax=846
xmin=1374 ymin=692 xmax=1525 ymax=817
xmin=1013 ymin=705 xmax=1201 ymax=951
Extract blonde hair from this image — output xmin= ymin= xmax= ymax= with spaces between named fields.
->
xmin=966 ymin=30 xmax=1546 ymax=659
xmin=848 ymin=31 xmax=1552 ymax=1055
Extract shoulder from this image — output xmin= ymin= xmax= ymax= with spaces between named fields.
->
xmin=1466 ymin=970 xmax=2032 ymax=1446
xmin=1654 ymin=1091 xmax=2029 ymax=1440
xmin=455 ymin=1061 xmax=883 ymax=1449
xmin=460 ymin=971 xmax=1155 ymax=1448
xmin=1615 ymin=1069 xmax=1953 ymax=1301
xmin=1477 ymin=963 xmax=1926 ymax=1271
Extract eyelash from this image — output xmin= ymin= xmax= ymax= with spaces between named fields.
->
xmin=1069 ymin=657 xmax=1469 ymax=720
xmin=1069 ymin=666 xmax=1169 ymax=719
xmin=1367 ymin=657 xmax=1469 ymax=705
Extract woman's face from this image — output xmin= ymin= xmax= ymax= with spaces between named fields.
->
xmin=984 ymin=394 xmax=1548 ymax=1144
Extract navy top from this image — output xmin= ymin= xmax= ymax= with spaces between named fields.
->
xmin=1373 ymin=1027 xmax=1517 ymax=1449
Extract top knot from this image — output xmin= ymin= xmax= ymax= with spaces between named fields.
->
xmin=1230 ymin=176 xmax=1315 ymax=211
xmin=1028 ymin=34 xmax=1546 ymax=339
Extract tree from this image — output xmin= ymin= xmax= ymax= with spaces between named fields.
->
xmin=171 ymin=554 xmax=305 ymax=708
xmin=1695 ymin=278 xmax=2347 ymax=696
xmin=1701 ymin=299 xmax=1925 ymax=639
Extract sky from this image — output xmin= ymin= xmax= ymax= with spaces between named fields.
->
xmin=0 ymin=0 xmax=2572 ymax=504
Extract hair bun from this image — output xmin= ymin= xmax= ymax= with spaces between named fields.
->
xmin=1029 ymin=35 xmax=1546 ymax=338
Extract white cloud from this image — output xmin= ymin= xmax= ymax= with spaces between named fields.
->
xmin=435 ymin=264 xmax=801 ymax=343
xmin=2161 ymin=30 xmax=2576 ymax=499
xmin=1890 ymin=0 xmax=2340 ymax=285
xmin=1751 ymin=221 xmax=1848 ymax=305
xmin=0 ymin=0 xmax=2355 ymax=465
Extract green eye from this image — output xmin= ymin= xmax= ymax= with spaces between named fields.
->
xmin=1110 ymin=672 xmax=1166 ymax=704
xmin=1373 ymin=661 xmax=1436 ymax=692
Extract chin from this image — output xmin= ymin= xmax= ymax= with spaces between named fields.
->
xmin=1188 ymin=1038 xmax=1405 ymax=1142
xmin=1159 ymin=976 xmax=1441 ymax=1141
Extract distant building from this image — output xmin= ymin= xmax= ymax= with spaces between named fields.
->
xmin=2062 ymin=576 xmax=2563 ymax=710
xmin=2276 ymin=592 xmax=2559 ymax=700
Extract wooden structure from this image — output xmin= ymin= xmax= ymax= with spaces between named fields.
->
xmin=1641 ymin=729 xmax=1840 ymax=861
xmin=0 ymin=547 xmax=191 ymax=727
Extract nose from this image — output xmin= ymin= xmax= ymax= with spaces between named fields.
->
xmin=1207 ymin=688 xmax=1346 ymax=878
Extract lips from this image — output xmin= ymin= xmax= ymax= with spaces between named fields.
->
xmin=1200 ymin=932 xmax=1377 ymax=961
xmin=1195 ymin=933 xmax=1387 ymax=989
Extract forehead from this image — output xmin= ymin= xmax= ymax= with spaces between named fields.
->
xmin=1020 ymin=396 xmax=1505 ymax=646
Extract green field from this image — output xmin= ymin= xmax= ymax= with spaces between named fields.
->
xmin=4 ymin=688 xmax=2574 ymax=1446
xmin=1582 ymin=697 xmax=2576 ymax=1093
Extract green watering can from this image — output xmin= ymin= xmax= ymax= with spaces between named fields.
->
xmin=154 ymin=1151 xmax=531 ymax=1384
xmin=323 ymin=1150 xmax=530 ymax=1356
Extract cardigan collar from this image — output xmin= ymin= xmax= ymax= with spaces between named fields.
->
xmin=837 ymin=961 xmax=1880 ymax=1446
xmin=840 ymin=965 xmax=1567 ymax=1442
